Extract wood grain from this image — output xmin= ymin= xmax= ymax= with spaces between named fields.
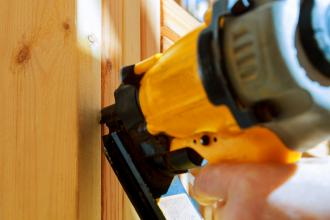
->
xmin=101 ymin=0 xmax=142 ymax=219
xmin=0 ymin=0 xmax=101 ymax=219
xmin=101 ymin=1 xmax=126 ymax=219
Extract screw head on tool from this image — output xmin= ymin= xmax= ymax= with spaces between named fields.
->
xmin=200 ymin=135 xmax=210 ymax=146
xmin=232 ymin=0 xmax=252 ymax=15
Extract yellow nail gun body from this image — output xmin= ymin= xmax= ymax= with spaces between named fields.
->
xmin=136 ymin=25 xmax=300 ymax=164
xmin=101 ymin=0 xmax=330 ymax=219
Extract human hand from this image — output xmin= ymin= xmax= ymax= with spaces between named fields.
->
xmin=192 ymin=158 xmax=330 ymax=220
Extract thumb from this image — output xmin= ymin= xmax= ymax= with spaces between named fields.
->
xmin=192 ymin=163 xmax=297 ymax=206
xmin=192 ymin=163 xmax=237 ymax=206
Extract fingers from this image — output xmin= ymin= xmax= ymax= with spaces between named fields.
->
xmin=192 ymin=163 xmax=237 ymax=205
xmin=192 ymin=163 xmax=297 ymax=206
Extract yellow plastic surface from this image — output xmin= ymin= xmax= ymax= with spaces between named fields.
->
xmin=139 ymin=25 xmax=214 ymax=137
xmin=171 ymin=127 xmax=301 ymax=164
xmin=136 ymin=23 xmax=301 ymax=164
xmin=135 ymin=53 xmax=163 ymax=75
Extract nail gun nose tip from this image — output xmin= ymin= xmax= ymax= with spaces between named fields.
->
xmin=100 ymin=104 xmax=116 ymax=124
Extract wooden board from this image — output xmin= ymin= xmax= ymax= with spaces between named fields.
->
xmin=101 ymin=0 xmax=149 ymax=219
xmin=0 ymin=0 xmax=101 ymax=219
xmin=141 ymin=0 xmax=161 ymax=58
xmin=161 ymin=0 xmax=201 ymax=48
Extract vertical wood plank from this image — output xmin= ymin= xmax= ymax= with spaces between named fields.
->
xmin=0 ymin=0 xmax=101 ymax=219
xmin=77 ymin=0 xmax=102 ymax=219
xmin=122 ymin=1 xmax=141 ymax=219
xmin=101 ymin=1 xmax=124 ymax=218
xmin=101 ymin=0 xmax=118 ymax=220
xmin=141 ymin=0 xmax=161 ymax=59
xmin=101 ymin=0 xmax=161 ymax=219
xmin=101 ymin=0 xmax=141 ymax=219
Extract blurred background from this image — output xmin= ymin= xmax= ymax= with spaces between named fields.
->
xmin=175 ymin=0 xmax=210 ymax=21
